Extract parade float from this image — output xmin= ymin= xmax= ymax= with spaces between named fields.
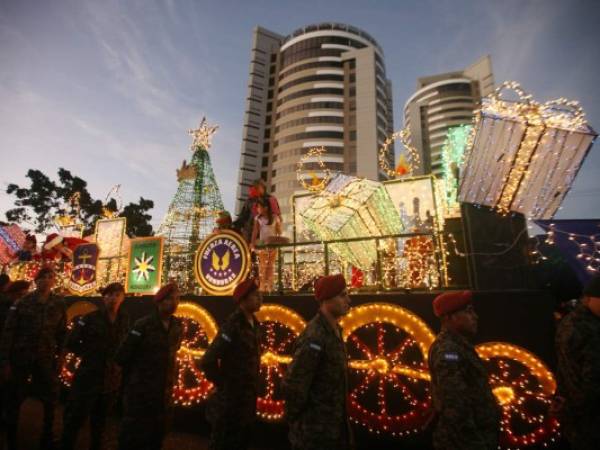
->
xmin=2 ymin=84 xmax=598 ymax=448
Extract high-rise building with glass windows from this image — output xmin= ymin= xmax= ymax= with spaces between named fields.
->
xmin=403 ymin=55 xmax=494 ymax=177
xmin=235 ymin=23 xmax=394 ymax=227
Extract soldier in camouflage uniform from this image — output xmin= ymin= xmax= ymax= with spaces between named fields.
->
xmin=200 ymin=278 xmax=262 ymax=450
xmin=555 ymin=275 xmax=600 ymax=449
xmin=0 ymin=267 xmax=67 ymax=450
xmin=0 ymin=281 xmax=30 ymax=331
xmin=0 ymin=280 xmax=30 ymax=446
xmin=61 ymin=282 xmax=129 ymax=450
xmin=115 ymin=283 xmax=182 ymax=450
xmin=428 ymin=290 xmax=500 ymax=450
xmin=283 ymin=274 xmax=353 ymax=450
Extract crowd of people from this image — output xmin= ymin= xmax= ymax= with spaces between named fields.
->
xmin=0 ymin=269 xmax=182 ymax=450
xmin=0 ymin=261 xmax=598 ymax=450
xmin=0 ymin=176 xmax=597 ymax=450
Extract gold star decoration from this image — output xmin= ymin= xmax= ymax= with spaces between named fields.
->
xmin=189 ymin=117 xmax=219 ymax=150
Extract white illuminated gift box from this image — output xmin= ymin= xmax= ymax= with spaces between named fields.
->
xmin=459 ymin=82 xmax=597 ymax=219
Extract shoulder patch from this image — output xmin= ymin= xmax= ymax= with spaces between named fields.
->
xmin=443 ymin=352 xmax=460 ymax=361
xmin=221 ymin=333 xmax=232 ymax=342
xmin=309 ymin=342 xmax=322 ymax=351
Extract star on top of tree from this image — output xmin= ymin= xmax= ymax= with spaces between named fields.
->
xmin=189 ymin=117 xmax=219 ymax=150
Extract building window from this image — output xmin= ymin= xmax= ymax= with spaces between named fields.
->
xmin=273 ymin=130 xmax=344 ymax=146
xmin=277 ymin=88 xmax=344 ymax=106
xmin=349 ymin=130 xmax=357 ymax=141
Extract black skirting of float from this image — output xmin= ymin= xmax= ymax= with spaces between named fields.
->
xmin=66 ymin=289 xmax=558 ymax=449
xmin=74 ymin=289 xmax=555 ymax=367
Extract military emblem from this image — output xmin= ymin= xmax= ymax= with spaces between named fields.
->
xmin=132 ymin=251 xmax=157 ymax=281
xmin=68 ymin=243 xmax=99 ymax=295
xmin=194 ymin=230 xmax=250 ymax=295
xmin=126 ymin=237 xmax=164 ymax=294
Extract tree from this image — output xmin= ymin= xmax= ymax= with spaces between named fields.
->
xmin=5 ymin=168 xmax=154 ymax=237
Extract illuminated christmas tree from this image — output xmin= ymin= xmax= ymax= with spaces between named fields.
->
xmin=157 ymin=118 xmax=225 ymax=293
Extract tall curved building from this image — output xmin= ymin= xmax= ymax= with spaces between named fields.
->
xmin=403 ymin=56 xmax=494 ymax=177
xmin=235 ymin=23 xmax=394 ymax=228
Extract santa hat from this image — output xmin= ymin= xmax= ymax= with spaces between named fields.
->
xmin=44 ymin=233 xmax=64 ymax=250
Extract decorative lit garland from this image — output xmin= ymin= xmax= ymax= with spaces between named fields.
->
xmin=440 ymin=125 xmax=472 ymax=213
xmin=538 ymin=223 xmax=600 ymax=274
xmin=340 ymin=303 xmax=435 ymax=436
xmin=476 ymin=343 xmax=560 ymax=448
xmin=296 ymin=146 xmax=332 ymax=192
xmin=102 ymin=184 xmax=124 ymax=218
xmin=378 ymin=127 xmax=421 ymax=178
xmin=173 ymin=302 xmax=219 ymax=406
xmin=8 ymin=260 xmax=72 ymax=293
xmin=60 ymin=300 xmax=99 ymax=387
xmin=255 ymin=305 xmax=306 ymax=421
xmin=54 ymin=297 xmax=561 ymax=447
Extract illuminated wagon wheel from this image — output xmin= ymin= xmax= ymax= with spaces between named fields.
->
xmin=476 ymin=342 xmax=560 ymax=448
xmin=61 ymin=300 xmax=99 ymax=387
xmin=173 ymin=302 xmax=219 ymax=406
xmin=340 ymin=303 xmax=435 ymax=436
xmin=255 ymin=305 xmax=306 ymax=421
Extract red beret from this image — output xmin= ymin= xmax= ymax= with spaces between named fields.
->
xmin=433 ymin=290 xmax=473 ymax=317
xmin=233 ymin=278 xmax=258 ymax=302
xmin=314 ymin=274 xmax=346 ymax=302
xmin=154 ymin=283 xmax=179 ymax=303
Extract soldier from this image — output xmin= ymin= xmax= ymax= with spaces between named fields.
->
xmin=115 ymin=283 xmax=182 ymax=450
xmin=0 ymin=267 xmax=67 ymax=450
xmin=0 ymin=280 xmax=30 ymax=444
xmin=428 ymin=290 xmax=500 ymax=450
xmin=200 ymin=278 xmax=262 ymax=450
xmin=555 ymin=275 xmax=600 ymax=449
xmin=61 ymin=282 xmax=129 ymax=450
xmin=283 ymin=274 xmax=353 ymax=450
xmin=0 ymin=281 xmax=30 ymax=329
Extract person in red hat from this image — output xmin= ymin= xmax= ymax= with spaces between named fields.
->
xmin=115 ymin=283 xmax=182 ymax=450
xmin=427 ymin=290 xmax=500 ymax=450
xmin=283 ymin=273 xmax=353 ymax=450
xmin=200 ymin=278 xmax=262 ymax=450
xmin=200 ymin=277 xmax=262 ymax=450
